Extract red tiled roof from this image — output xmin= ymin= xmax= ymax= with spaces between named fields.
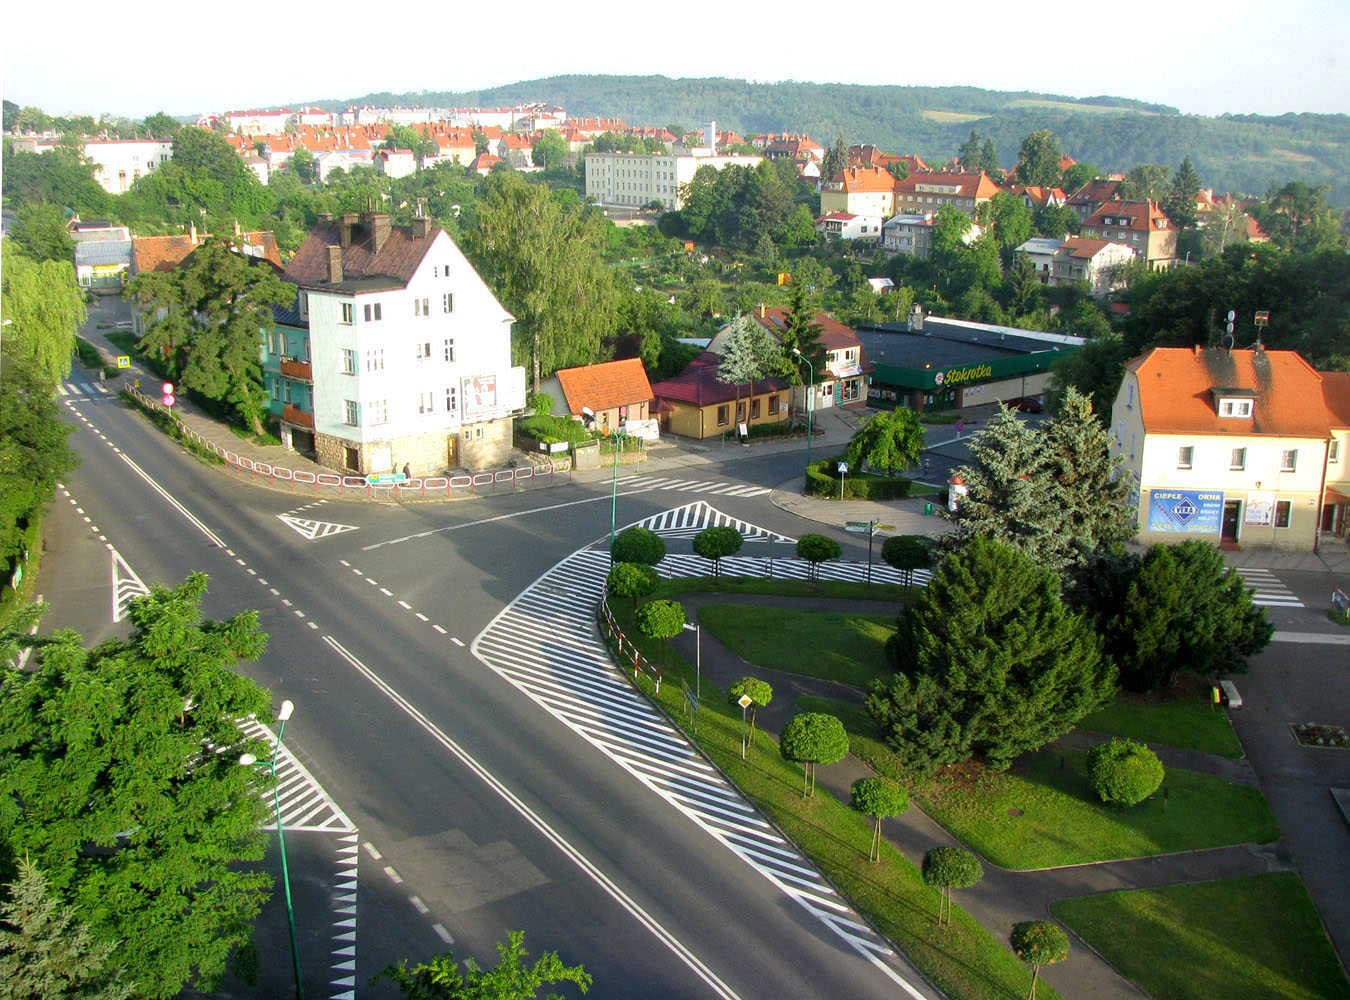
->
xmin=751 ymin=308 xmax=860 ymax=352
xmin=1322 ymin=371 xmax=1350 ymax=429
xmin=650 ymin=351 xmax=789 ymax=406
xmin=1068 ymin=178 xmax=1121 ymax=205
xmin=1059 ymin=236 xmax=1131 ymax=260
xmin=132 ymin=228 xmax=281 ymax=273
xmin=894 ymin=170 xmax=1001 ymax=200
xmin=1083 ymin=199 xmax=1173 ymax=233
xmin=830 ymin=165 xmax=897 ymax=193
xmin=1129 ymin=347 xmax=1332 ymax=438
xmin=555 ymin=358 xmax=654 ymax=415
xmin=284 ymin=216 xmax=437 ymax=289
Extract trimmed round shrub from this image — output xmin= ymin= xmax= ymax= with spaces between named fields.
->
xmin=611 ymin=525 xmax=666 ymax=566
xmin=1086 ymin=738 xmax=1165 ymax=807
xmin=921 ymin=846 xmax=983 ymax=891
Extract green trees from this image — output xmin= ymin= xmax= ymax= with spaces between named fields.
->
xmin=1087 ymin=738 xmax=1165 ymax=807
xmin=795 ymin=534 xmax=842 ymax=582
xmin=728 ymin=677 xmax=773 ymax=746
xmin=844 ymin=407 xmax=926 ymax=477
xmin=868 ymin=536 xmax=1113 ymax=772
xmin=0 ymin=859 xmax=131 ymax=1000
xmin=376 ymin=929 xmax=591 ymax=999
xmin=636 ymin=599 xmax=686 ymax=659
xmin=850 ymin=777 xmax=908 ymax=862
xmin=1103 ymin=540 xmax=1272 ymax=691
xmin=779 ymin=713 xmax=849 ymax=797
xmin=881 ymin=535 xmax=935 ymax=595
xmin=611 ymin=526 xmax=666 ymax=566
xmin=1 ymin=240 xmax=86 ymax=386
xmin=127 ymin=234 xmax=294 ymax=435
xmin=10 ymin=204 xmax=75 ymax=264
xmin=0 ymin=574 xmax=275 ymax=998
xmin=1014 ymin=130 xmax=1063 ymax=187
xmin=1119 ymin=163 xmax=1171 ymax=202
xmin=921 ymin=847 xmax=983 ymax=927
xmin=821 ymin=134 xmax=848 ymax=182
xmin=692 ymin=525 xmax=744 ymax=578
xmin=777 ymin=281 xmax=825 ymax=387
xmin=1164 ymin=156 xmax=1202 ymax=229
xmin=606 ymin=562 xmax=659 ymax=608
xmin=1250 ymin=181 xmax=1345 ymax=253
xmin=531 ymin=129 xmax=568 ymax=170
xmin=1010 ymin=921 xmax=1069 ymax=1000
xmin=984 ymin=191 xmax=1033 ymax=256
xmin=1041 ymin=387 xmax=1137 ymax=561
xmin=717 ymin=313 xmax=782 ymax=433
xmin=466 ymin=171 xmax=620 ymax=390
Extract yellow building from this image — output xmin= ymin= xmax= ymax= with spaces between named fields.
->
xmin=1111 ymin=347 xmax=1348 ymax=552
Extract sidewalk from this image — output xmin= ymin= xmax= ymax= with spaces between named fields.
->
xmin=673 ymin=592 xmax=1298 ymax=1000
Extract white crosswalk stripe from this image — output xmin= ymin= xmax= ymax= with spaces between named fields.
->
xmin=1234 ymin=567 xmax=1304 ymax=608
xmin=635 ymin=499 xmax=792 ymax=542
xmin=471 ymin=506 xmax=910 ymax=979
xmin=237 ymin=717 xmax=357 ymax=834
xmin=617 ymin=475 xmax=772 ymax=498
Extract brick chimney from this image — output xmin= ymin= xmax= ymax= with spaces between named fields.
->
xmin=326 ymin=245 xmax=344 ymax=284
xmin=758 ymin=303 xmax=766 ymax=318
xmin=410 ymin=216 xmax=429 ymax=239
xmin=339 ymin=212 xmax=358 ymax=248
xmin=368 ymin=213 xmax=391 ymax=254
xmin=188 ymin=220 xmax=198 ymax=244
xmin=317 ymin=212 xmax=333 ymax=223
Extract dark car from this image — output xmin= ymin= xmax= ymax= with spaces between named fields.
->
xmin=1006 ymin=397 xmax=1044 ymax=413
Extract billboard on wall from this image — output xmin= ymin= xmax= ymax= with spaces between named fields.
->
xmin=462 ymin=375 xmax=498 ymax=416
xmin=1244 ymin=491 xmax=1274 ymax=526
xmin=1147 ymin=489 xmax=1224 ymax=534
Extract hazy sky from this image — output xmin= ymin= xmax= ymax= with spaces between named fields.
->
xmin=4 ymin=0 xmax=1346 ymax=120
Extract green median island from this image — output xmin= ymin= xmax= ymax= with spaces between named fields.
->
xmin=1052 ymin=873 xmax=1350 ymax=1000
xmin=1078 ymin=684 xmax=1245 ymax=758
xmin=697 ymin=604 xmax=897 ymax=688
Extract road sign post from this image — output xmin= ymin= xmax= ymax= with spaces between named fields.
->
xmin=366 ymin=473 xmax=408 ymax=486
xmin=837 ymin=461 xmax=848 ymax=501
xmin=116 ymin=355 xmax=130 ymax=369
xmin=738 ymin=693 xmax=753 ymax=759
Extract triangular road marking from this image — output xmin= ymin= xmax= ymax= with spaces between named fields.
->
xmin=111 ymin=549 xmax=150 ymax=623
xmin=277 ymin=514 xmax=359 ymax=541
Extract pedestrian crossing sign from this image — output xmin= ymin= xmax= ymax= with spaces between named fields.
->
xmin=116 ymin=356 xmax=130 ymax=368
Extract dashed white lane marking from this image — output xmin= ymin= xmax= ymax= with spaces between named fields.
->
xmin=432 ymin=923 xmax=454 ymax=945
xmin=308 ymin=622 xmax=319 ymax=630
xmin=415 ymin=613 xmax=428 ymax=622
xmin=362 ymin=842 xmax=383 ymax=861
xmin=433 ymin=625 xmax=447 ymax=635
xmin=383 ymin=866 xmax=403 ymax=884
xmin=410 ymin=896 xmax=429 ymax=915
xmin=397 ymin=599 xmax=409 ymax=608
xmin=451 ymin=637 xmax=464 ymax=647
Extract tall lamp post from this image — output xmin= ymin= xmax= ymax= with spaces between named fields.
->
xmin=792 ymin=347 xmax=815 ymax=472
xmin=240 ymin=700 xmax=303 ymax=1000
xmin=609 ymin=430 xmax=627 ymax=563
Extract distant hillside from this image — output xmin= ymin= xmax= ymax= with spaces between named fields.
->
xmin=318 ymin=76 xmax=1350 ymax=204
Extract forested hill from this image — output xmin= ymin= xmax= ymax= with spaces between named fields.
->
xmin=325 ymin=75 xmax=1350 ymax=204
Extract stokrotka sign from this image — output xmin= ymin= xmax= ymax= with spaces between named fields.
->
xmin=934 ymin=364 xmax=994 ymax=386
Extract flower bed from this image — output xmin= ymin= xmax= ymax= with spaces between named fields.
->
xmin=1289 ymin=722 xmax=1350 ymax=749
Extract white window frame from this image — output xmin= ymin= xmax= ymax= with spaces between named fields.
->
xmin=343 ymin=399 xmax=359 ymax=426
xmin=1177 ymin=446 xmax=1193 ymax=469
xmin=1230 ymin=447 xmax=1246 ymax=471
xmin=341 ymin=349 xmax=356 ymax=375
xmin=1280 ymin=449 xmax=1298 ymax=472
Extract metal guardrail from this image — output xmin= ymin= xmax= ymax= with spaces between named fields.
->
xmin=598 ymin=590 xmax=662 ymax=694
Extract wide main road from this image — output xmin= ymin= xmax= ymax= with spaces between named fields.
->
xmin=40 ymin=385 xmax=936 ymax=1000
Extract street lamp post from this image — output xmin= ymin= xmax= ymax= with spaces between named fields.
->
xmin=792 ymin=348 xmax=815 ymax=472
xmin=682 ymin=621 xmax=701 ymax=701
xmin=609 ymin=431 xmax=627 ymax=563
xmin=240 ymin=700 xmax=303 ymax=1000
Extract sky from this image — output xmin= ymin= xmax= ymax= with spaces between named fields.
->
xmin=3 ymin=0 xmax=1347 ymax=121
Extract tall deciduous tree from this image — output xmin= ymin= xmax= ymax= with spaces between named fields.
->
xmin=127 ymin=234 xmax=294 ymax=435
xmin=531 ymin=129 xmax=568 ymax=170
xmin=1103 ymin=539 xmax=1272 ymax=691
xmin=10 ymin=204 xmax=75 ymax=264
xmin=1199 ymin=199 xmax=1250 ymax=257
xmin=0 ymin=859 xmax=132 ymax=1000
xmin=1047 ymin=332 xmax=1131 ymax=423
xmin=1014 ymin=130 xmax=1063 ymax=188
xmin=0 ymin=574 xmax=275 ymax=998
xmin=985 ymin=191 xmax=1033 ymax=254
xmin=867 ymin=536 xmax=1113 ymax=772
xmin=1250 ymin=181 xmax=1345 ymax=253
xmin=467 ymin=172 xmax=620 ymax=390
xmin=1 ymin=241 xmax=86 ymax=386
xmin=845 ymin=408 xmax=926 ymax=477
xmin=1119 ymin=163 xmax=1171 ymax=203
xmin=779 ymin=713 xmax=849 ymax=797
xmin=376 ymin=929 xmax=591 ymax=999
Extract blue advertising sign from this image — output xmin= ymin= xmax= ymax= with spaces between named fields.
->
xmin=1147 ymin=489 xmax=1223 ymax=534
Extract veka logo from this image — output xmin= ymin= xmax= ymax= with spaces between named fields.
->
xmin=1171 ymin=496 xmax=1198 ymax=524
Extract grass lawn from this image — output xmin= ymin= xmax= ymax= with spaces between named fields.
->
xmin=911 ymin=749 xmax=1278 ymax=870
xmin=609 ymin=594 xmax=1060 ymax=1000
xmin=1053 ymin=874 xmax=1350 ymax=1000
xmin=1079 ymin=683 xmax=1244 ymax=758
xmin=697 ymin=604 xmax=895 ymax=687
xmin=660 ymin=574 xmax=907 ymax=603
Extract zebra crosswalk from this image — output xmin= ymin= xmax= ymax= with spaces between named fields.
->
xmin=637 ymin=499 xmax=791 ymax=541
xmin=617 ymin=474 xmax=772 ymax=498
xmin=471 ymin=506 xmax=913 ymax=987
xmin=237 ymin=717 xmax=357 ymax=834
xmin=1235 ymin=567 xmax=1304 ymax=608
xmin=59 ymin=380 xmax=113 ymax=399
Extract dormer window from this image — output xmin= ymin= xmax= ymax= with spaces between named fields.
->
xmin=1219 ymin=399 xmax=1252 ymax=418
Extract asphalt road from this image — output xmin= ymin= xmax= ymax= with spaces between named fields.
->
xmin=38 ymin=382 xmax=940 ymax=1000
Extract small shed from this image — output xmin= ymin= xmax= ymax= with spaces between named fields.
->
xmin=540 ymin=358 xmax=656 ymax=436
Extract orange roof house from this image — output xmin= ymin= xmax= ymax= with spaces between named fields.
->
xmin=546 ymin=358 xmax=655 ymax=431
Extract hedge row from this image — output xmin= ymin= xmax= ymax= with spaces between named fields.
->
xmin=804 ymin=457 xmax=914 ymax=500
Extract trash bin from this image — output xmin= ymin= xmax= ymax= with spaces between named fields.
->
xmin=924 ymin=502 xmax=933 ymax=516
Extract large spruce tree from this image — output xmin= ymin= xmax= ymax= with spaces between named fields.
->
xmin=868 ymin=536 xmax=1114 ymax=772
xmin=1041 ymin=386 xmax=1137 ymax=560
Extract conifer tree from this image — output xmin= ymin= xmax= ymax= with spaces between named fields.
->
xmin=868 ymin=536 xmax=1113 ymax=772
xmin=0 ymin=859 xmax=132 ymax=1000
xmin=1041 ymin=387 xmax=1137 ymax=562
xmin=944 ymin=405 xmax=1071 ymax=570
xmin=1165 ymin=155 xmax=1202 ymax=229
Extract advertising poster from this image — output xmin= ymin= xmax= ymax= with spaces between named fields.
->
xmin=1244 ymin=492 xmax=1274 ymax=526
xmin=462 ymin=374 xmax=498 ymax=416
xmin=1147 ymin=489 xmax=1223 ymax=534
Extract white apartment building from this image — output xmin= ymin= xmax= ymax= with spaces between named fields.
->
xmin=280 ymin=212 xmax=526 ymax=474
xmin=8 ymin=138 xmax=176 ymax=194
xmin=584 ymin=150 xmax=763 ymax=210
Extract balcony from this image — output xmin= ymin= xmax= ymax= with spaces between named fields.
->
xmin=279 ymin=357 xmax=313 ymax=382
xmin=282 ymin=404 xmax=314 ymax=429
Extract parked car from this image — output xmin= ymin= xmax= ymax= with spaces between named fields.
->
xmin=1006 ymin=397 xmax=1044 ymax=413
